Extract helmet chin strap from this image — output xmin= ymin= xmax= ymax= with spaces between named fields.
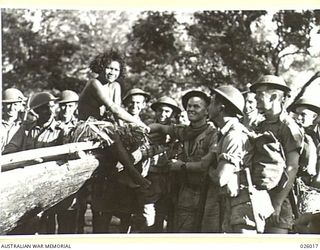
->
xmin=30 ymin=110 xmax=39 ymax=119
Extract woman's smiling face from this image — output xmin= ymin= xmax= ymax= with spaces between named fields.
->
xmin=105 ymin=61 xmax=121 ymax=83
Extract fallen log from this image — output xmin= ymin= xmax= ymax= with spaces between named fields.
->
xmin=0 ymin=155 xmax=99 ymax=234
xmin=0 ymin=119 xmax=166 ymax=234
xmin=1 ymin=141 xmax=102 ymax=171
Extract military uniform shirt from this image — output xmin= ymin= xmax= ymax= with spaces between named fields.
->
xmin=0 ymin=120 xmax=22 ymax=151
xmin=3 ymin=118 xmax=64 ymax=154
xmin=167 ymin=123 xmax=216 ymax=185
xmin=207 ymin=118 xmax=255 ymax=232
xmin=256 ymin=112 xmax=304 ymax=230
xmin=214 ymin=118 xmax=249 ymax=171
xmin=256 ymin=112 xmax=303 ymax=154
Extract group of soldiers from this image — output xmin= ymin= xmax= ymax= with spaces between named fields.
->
xmin=2 ymin=50 xmax=320 ymax=235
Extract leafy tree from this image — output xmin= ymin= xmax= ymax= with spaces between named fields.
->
xmin=126 ymin=11 xmax=185 ymax=97
xmin=2 ymin=8 xmax=320 ymax=104
xmin=2 ymin=9 xmax=135 ymax=96
xmin=126 ymin=10 xmax=320 ymax=95
xmin=187 ymin=10 xmax=270 ymax=89
xmin=269 ymin=10 xmax=320 ymax=75
xmin=188 ymin=10 xmax=320 ymax=89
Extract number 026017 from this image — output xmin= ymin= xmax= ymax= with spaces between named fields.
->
xmin=300 ymin=244 xmax=319 ymax=248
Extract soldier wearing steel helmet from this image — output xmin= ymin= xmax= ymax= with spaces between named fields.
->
xmin=250 ymin=75 xmax=304 ymax=234
xmin=3 ymin=91 xmax=66 ymax=234
xmin=149 ymin=90 xmax=217 ymax=232
xmin=289 ymin=95 xmax=320 ymax=145
xmin=122 ymin=88 xmax=151 ymax=121
xmin=56 ymin=90 xmax=79 ymax=140
xmin=134 ymin=96 xmax=182 ymax=232
xmin=3 ymin=92 xmax=64 ymax=154
xmin=56 ymin=90 xmax=89 ymax=234
xmin=111 ymin=96 xmax=181 ymax=233
xmin=1 ymin=88 xmax=26 ymax=151
xmin=152 ymin=96 xmax=181 ymax=125
xmin=57 ymin=90 xmax=79 ymax=128
xmin=206 ymin=85 xmax=259 ymax=233
xmin=38 ymin=90 xmax=81 ymax=235
xmin=288 ymin=94 xmax=320 ymax=190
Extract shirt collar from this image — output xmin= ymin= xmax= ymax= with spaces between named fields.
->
xmin=34 ymin=117 xmax=58 ymax=131
xmin=220 ymin=117 xmax=239 ymax=136
xmin=2 ymin=119 xmax=21 ymax=126
xmin=263 ymin=111 xmax=288 ymax=125
xmin=68 ymin=116 xmax=78 ymax=125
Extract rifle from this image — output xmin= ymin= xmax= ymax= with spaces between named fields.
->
xmin=289 ymin=186 xmax=300 ymax=220
xmin=23 ymin=94 xmax=32 ymax=121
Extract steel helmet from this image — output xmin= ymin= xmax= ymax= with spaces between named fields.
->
xmin=123 ymin=88 xmax=151 ymax=104
xmin=289 ymin=96 xmax=320 ymax=114
xmin=58 ymin=90 xmax=79 ymax=104
xmin=250 ymin=75 xmax=291 ymax=93
xmin=151 ymin=96 xmax=181 ymax=114
xmin=182 ymin=90 xmax=211 ymax=110
xmin=30 ymin=92 xmax=57 ymax=110
xmin=210 ymin=85 xmax=244 ymax=115
xmin=2 ymin=88 xmax=26 ymax=103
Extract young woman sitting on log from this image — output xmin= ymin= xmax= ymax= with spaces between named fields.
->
xmin=76 ymin=49 xmax=155 ymax=233
xmin=78 ymin=49 xmax=151 ymax=187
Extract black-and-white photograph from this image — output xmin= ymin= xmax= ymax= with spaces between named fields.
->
xmin=1 ymin=6 xmax=320 ymax=240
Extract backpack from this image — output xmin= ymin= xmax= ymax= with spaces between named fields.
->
xmin=245 ymin=131 xmax=288 ymax=190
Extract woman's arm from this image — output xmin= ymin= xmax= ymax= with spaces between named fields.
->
xmin=112 ymin=82 xmax=124 ymax=126
xmin=90 ymin=79 xmax=148 ymax=129
xmin=113 ymin=82 xmax=122 ymax=106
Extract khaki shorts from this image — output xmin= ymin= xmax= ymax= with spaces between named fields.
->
xmin=222 ymin=189 xmax=255 ymax=232
xmin=266 ymin=197 xmax=294 ymax=230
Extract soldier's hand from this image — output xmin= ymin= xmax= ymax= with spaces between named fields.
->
xmin=148 ymin=123 xmax=159 ymax=133
xmin=168 ymin=159 xmax=184 ymax=171
xmin=270 ymin=203 xmax=281 ymax=224
xmin=142 ymin=124 xmax=151 ymax=133
xmin=149 ymin=132 xmax=166 ymax=145
xmin=226 ymin=179 xmax=239 ymax=197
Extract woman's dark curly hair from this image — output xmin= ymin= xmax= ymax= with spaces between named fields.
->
xmin=89 ymin=49 xmax=126 ymax=82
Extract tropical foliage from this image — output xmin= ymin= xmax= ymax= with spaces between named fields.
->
xmin=2 ymin=9 xmax=320 ymax=103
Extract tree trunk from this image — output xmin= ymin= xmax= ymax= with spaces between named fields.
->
xmin=287 ymin=71 xmax=320 ymax=110
xmin=1 ymin=141 xmax=101 ymax=170
xmin=0 ymin=155 xmax=99 ymax=234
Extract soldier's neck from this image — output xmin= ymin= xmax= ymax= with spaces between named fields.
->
xmin=3 ymin=115 xmax=18 ymax=124
xmin=37 ymin=116 xmax=53 ymax=128
xmin=264 ymin=109 xmax=282 ymax=122
xmin=190 ymin=119 xmax=207 ymax=129
xmin=220 ymin=116 xmax=236 ymax=128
